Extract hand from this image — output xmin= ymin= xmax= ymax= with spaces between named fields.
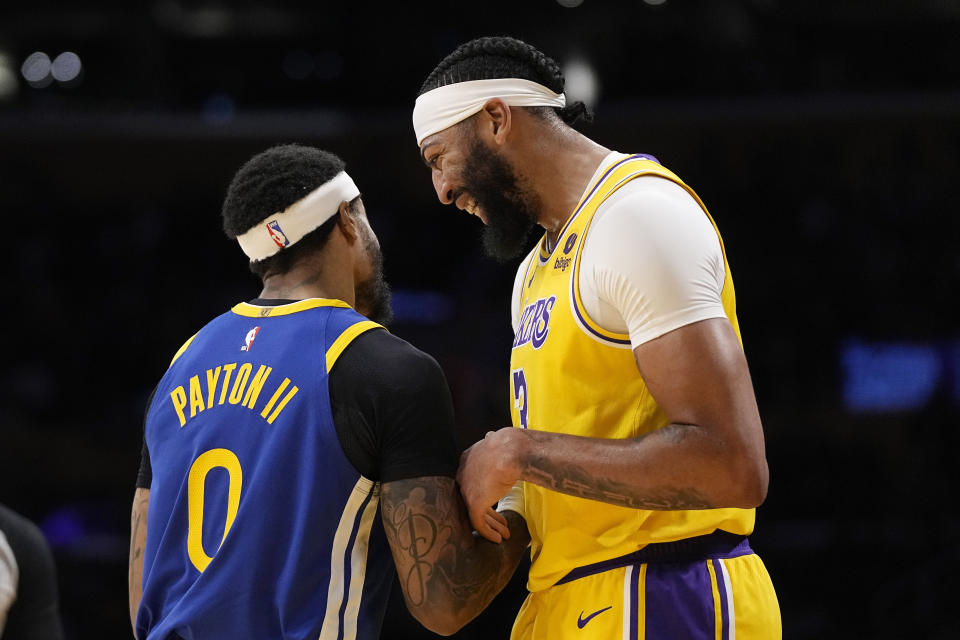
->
xmin=476 ymin=507 xmax=509 ymax=544
xmin=456 ymin=428 xmax=523 ymax=543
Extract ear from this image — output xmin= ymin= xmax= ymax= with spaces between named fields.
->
xmin=336 ymin=200 xmax=359 ymax=244
xmin=480 ymin=98 xmax=512 ymax=146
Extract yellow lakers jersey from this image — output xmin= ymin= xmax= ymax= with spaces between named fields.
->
xmin=509 ymin=154 xmax=755 ymax=592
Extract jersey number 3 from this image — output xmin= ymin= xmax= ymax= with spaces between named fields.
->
xmin=187 ymin=448 xmax=243 ymax=573
xmin=512 ymin=368 xmax=528 ymax=429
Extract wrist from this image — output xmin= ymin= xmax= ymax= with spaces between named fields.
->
xmin=504 ymin=427 xmax=531 ymax=481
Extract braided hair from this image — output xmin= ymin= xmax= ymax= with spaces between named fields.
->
xmin=418 ymin=36 xmax=592 ymax=126
xmin=221 ymin=144 xmax=356 ymax=279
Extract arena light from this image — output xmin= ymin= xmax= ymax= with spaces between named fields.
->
xmin=842 ymin=339 xmax=943 ymax=412
xmin=51 ymin=51 xmax=83 ymax=84
xmin=186 ymin=7 xmax=231 ymax=37
xmin=644 ymin=0 xmax=667 ymax=5
xmin=562 ymin=57 xmax=599 ymax=109
xmin=556 ymin=0 xmax=584 ymax=7
xmin=21 ymin=51 xmax=53 ymax=88
xmin=0 ymin=52 xmax=18 ymax=100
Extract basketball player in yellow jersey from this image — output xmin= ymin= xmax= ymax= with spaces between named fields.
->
xmin=413 ymin=37 xmax=781 ymax=639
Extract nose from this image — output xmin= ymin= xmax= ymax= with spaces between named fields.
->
xmin=431 ymin=169 xmax=455 ymax=205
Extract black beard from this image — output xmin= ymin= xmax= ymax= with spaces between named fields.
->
xmin=463 ymin=136 xmax=539 ymax=262
xmin=354 ymin=232 xmax=394 ymax=326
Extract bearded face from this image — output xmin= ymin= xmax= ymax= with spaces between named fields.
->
xmin=460 ymin=131 xmax=541 ymax=262
xmin=353 ymin=217 xmax=393 ymax=326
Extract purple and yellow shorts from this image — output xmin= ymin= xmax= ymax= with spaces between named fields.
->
xmin=511 ymin=531 xmax=781 ymax=640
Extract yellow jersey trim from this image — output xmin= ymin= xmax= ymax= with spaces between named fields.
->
xmin=570 ymin=172 xmax=654 ymax=344
xmin=325 ymin=320 xmax=382 ymax=373
xmin=706 ymin=559 xmax=723 ymax=639
xmin=231 ymin=298 xmax=351 ymax=318
xmin=169 ymin=333 xmax=198 ymax=366
xmin=536 ymin=155 xmax=655 ymax=263
xmin=569 ymin=159 xmax=730 ymax=346
xmin=567 ymin=161 xmax=674 ymax=344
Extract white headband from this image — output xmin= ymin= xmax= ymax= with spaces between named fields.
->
xmin=236 ymin=171 xmax=360 ymax=262
xmin=413 ymin=78 xmax=566 ymax=146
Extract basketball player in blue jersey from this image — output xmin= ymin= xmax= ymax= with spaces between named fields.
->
xmin=128 ymin=144 xmax=530 ymax=640
xmin=414 ymin=38 xmax=781 ymax=638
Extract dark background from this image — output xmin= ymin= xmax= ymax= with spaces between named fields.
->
xmin=1 ymin=0 xmax=958 ymax=638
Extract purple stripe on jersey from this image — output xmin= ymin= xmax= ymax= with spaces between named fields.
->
xmin=556 ymin=531 xmax=751 ymax=585
xmin=712 ymin=559 xmax=730 ymax=640
xmin=337 ymin=488 xmax=375 ymax=640
xmin=569 ymin=274 xmax=633 ymax=346
xmin=643 ymin=561 xmax=715 ymax=640
xmin=538 ymin=154 xmax=650 ymax=265
xmin=630 ymin=564 xmax=640 ymax=639
xmin=563 ymin=153 xmax=663 ymax=345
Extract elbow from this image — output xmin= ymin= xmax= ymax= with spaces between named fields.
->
xmin=408 ymin=609 xmax=471 ymax=637
xmin=427 ymin=622 xmax=465 ymax=637
xmin=417 ymin=616 xmax=467 ymax=636
xmin=729 ymin=455 xmax=768 ymax=509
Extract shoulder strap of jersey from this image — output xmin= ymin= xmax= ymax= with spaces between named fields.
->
xmin=325 ymin=320 xmax=383 ymax=373
xmin=534 ymin=154 xmax=662 ymax=264
xmin=566 ymin=157 xmax=712 ymax=346
xmin=169 ymin=333 xmax=198 ymax=367
xmin=586 ymin=158 xmax=736 ymax=294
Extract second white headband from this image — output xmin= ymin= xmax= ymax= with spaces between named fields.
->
xmin=413 ymin=78 xmax=566 ymax=146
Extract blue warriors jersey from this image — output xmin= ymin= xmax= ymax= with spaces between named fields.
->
xmin=137 ymin=299 xmax=392 ymax=640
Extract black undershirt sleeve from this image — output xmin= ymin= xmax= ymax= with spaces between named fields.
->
xmin=135 ymin=320 xmax=459 ymax=487
xmin=136 ymin=388 xmax=155 ymax=490
xmin=329 ymin=329 xmax=459 ymax=482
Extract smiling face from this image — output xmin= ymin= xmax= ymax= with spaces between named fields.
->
xmin=421 ymin=120 xmax=540 ymax=261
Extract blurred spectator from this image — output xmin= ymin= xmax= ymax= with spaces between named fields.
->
xmin=0 ymin=504 xmax=64 ymax=640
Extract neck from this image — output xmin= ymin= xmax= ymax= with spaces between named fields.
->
xmin=258 ymin=256 xmax=355 ymax=306
xmin=522 ymin=126 xmax=610 ymax=247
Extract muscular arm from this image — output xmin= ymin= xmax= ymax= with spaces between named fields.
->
xmin=461 ymin=178 xmax=770 ymax=524
xmin=128 ymin=488 xmax=149 ymax=636
xmin=459 ymin=318 xmax=768 ymax=523
xmin=381 ymin=476 xmax=529 ymax=636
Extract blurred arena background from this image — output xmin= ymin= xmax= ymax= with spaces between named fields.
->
xmin=1 ymin=0 xmax=958 ymax=637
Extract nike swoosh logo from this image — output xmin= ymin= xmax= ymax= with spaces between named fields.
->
xmin=577 ymin=606 xmax=612 ymax=629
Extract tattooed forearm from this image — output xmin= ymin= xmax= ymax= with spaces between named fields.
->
xmin=128 ymin=511 xmax=141 ymax=584
xmin=522 ymin=455 xmax=713 ymax=509
xmin=381 ymin=477 xmax=528 ymax=633
xmin=381 ymin=478 xmax=498 ymax=605
xmin=519 ymin=424 xmax=716 ymax=510
xmin=381 ymin=483 xmax=460 ymax=606
xmin=129 ymin=489 xmax=149 ymax=634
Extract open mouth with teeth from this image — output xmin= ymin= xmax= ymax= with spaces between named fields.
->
xmin=457 ymin=194 xmax=487 ymax=223
xmin=467 ymin=202 xmax=488 ymax=224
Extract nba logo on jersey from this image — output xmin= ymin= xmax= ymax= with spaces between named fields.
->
xmin=241 ymin=326 xmax=260 ymax=351
xmin=266 ymin=220 xmax=289 ymax=248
